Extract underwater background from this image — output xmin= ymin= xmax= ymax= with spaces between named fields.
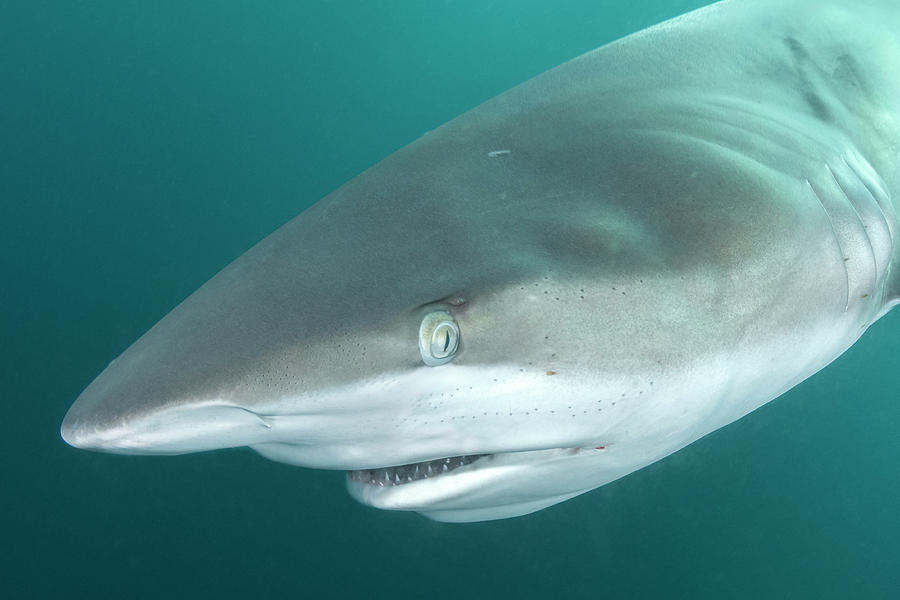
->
xmin=4 ymin=1 xmax=900 ymax=598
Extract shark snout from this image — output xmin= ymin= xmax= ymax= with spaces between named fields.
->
xmin=59 ymin=383 xmax=130 ymax=451
xmin=60 ymin=366 xmax=279 ymax=456
xmin=59 ymin=408 xmax=102 ymax=450
xmin=60 ymin=396 xmax=278 ymax=455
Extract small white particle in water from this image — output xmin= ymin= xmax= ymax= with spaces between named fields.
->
xmin=487 ymin=149 xmax=511 ymax=158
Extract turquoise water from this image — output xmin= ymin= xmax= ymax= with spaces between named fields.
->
xmin=4 ymin=1 xmax=900 ymax=598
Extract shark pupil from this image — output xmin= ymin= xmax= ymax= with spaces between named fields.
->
xmin=431 ymin=323 xmax=457 ymax=358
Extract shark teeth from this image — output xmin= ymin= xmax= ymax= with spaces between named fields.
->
xmin=347 ymin=455 xmax=486 ymax=486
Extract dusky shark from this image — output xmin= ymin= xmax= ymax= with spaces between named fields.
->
xmin=61 ymin=0 xmax=900 ymax=522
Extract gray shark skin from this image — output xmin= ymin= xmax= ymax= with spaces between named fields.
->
xmin=61 ymin=0 xmax=900 ymax=522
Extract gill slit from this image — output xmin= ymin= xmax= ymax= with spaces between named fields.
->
xmin=805 ymin=177 xmax=850 ymax=311
xmin=841 ymin=154 xmax=895 ymax=255
xmin=826 ymin=162 xmax=878 ymax=299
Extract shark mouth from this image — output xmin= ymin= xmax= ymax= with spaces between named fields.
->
xmin=347 ymin=454 xmax=488 ymax=486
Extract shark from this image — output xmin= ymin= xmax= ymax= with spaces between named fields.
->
xmin=60 ymin=0 xmax=900 ymax=522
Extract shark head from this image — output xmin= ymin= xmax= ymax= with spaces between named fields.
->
xmin=59 ymin=110 xmax=674 ymax=521
xmin=61 ymin=0 xmax=900 ymax=521
xmin=61 ymin=81 xmax=703 ymax=521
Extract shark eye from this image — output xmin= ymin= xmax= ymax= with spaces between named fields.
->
xmin=419 ymin=311 xmax=460 ymax=366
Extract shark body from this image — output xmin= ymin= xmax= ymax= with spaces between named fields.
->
xmin=62 ymin=0 xmax=900 ymax=521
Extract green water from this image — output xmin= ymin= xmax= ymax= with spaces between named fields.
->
xmin=3 ymin=1 xmax=899 ymax=598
